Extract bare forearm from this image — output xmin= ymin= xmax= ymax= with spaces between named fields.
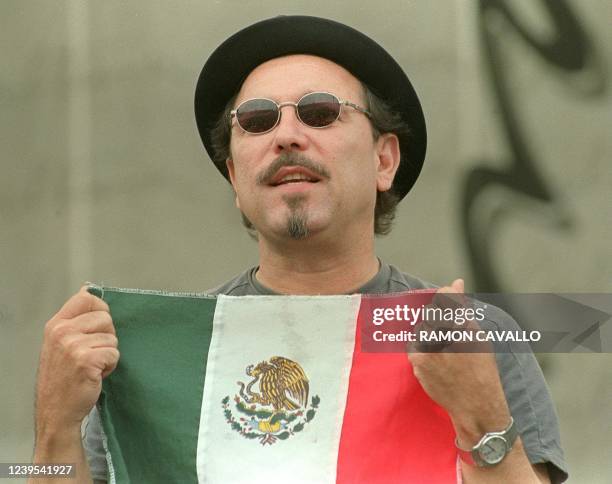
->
xmin=29 ymin=427 xmax=93 ymax=484
xmin=31 ymin=288 xmax=118 ymax=484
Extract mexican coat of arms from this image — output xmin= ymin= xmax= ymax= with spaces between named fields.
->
xmin=222 ymin=356 xmax=320 ymax=445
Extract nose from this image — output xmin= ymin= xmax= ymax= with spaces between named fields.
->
xmin=272 ymin=104 xmax=309 ymax=154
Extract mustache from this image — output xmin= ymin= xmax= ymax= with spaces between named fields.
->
xmin=257 ymin=153 xmax=331 ymax=185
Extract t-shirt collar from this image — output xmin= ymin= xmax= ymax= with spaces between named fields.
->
xmin=248 ymin=258 xmax=391 ymax=295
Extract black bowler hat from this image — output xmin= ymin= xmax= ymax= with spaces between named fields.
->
xmin=194 ymin=15 xmax=427 ymax=201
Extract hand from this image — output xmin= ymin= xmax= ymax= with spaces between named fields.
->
xmin=408 ymin=279 xmax=511 ymax=447
xmin=35 ymin=286 xmax=119 ymax=437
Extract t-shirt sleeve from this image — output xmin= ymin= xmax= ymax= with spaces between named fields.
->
xmin=487 ymin=306 xmax=569 ymax=483
xmin=82 ymin=406 xmax=108 ymax=482
xmin=373 ymin=265 xmax=568 ymax=481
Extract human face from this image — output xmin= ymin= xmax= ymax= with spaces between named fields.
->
xmin=226 ymin=54 xmax=398 ymax=241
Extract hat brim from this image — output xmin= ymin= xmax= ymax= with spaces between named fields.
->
xmin=194 ymin=15 xmax=426 ymax=201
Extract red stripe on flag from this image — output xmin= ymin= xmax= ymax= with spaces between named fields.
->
xmin=337 ymin=291 xmax=459 ymax=483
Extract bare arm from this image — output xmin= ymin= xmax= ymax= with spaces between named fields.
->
xmin=29 ymin=427 xmax=92 ymax=484
xmin=29 ymin=287 xmax=118 ymax=484
xmin=410 ymin=280 xmax=553 ymax=484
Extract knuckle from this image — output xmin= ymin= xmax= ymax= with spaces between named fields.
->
xmin=62 ymin=338 xmax=86 ymax=357
xmin=89 ymin=310 xmax=106 ymax=324
xmin=105 ymin=317 xmax=117 ymax=335
xmin=85 ymin=368 xmax=101 ymax=381
xmin=101 ymin=334 xmax=119 ymax=348
xmin=62 ymin=335 xmax=80 ymax=353
xmin=72 ymin=347 xmax=90 ymax=368
xmin=109 ymin=334 xmax=119 ymax=347
xmin=43 ymin=318 xmax=57 ymax=338
xmin=110 ymin=348 xmax=120 ymax=362
xmin=74 ymin=292 xmax=92 ymax=310
xmin=100 ymin=311 xmax=114 ymax=326
xmin=46 ymin=320 xmax=72 ymax=341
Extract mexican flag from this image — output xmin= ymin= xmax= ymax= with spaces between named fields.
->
xmin=88 ymin=285 xmax=459 ymax=484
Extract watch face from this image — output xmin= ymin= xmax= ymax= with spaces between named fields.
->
xmin=478 ymin=435 xmax=508 ymax=464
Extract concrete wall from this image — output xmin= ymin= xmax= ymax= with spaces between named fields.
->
xmin=2 ymin=1 xmax=611 ymax=481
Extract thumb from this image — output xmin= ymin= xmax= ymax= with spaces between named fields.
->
xmin=451 ymin=278 xmax=465 ymax=293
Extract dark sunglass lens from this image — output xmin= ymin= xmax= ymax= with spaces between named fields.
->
xmin=236 ymin=99 xmax=279 ymax=133
xmin=297 ymin=93 xmax=340 ymax=127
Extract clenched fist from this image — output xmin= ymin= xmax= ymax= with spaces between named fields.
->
xmin=408 ymin=279 xmax=511 ymax=446
xmin=35 ymin=286 xmax=119 ymax=437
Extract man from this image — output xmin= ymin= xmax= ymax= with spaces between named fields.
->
xmin=32 ymin=16 xmax=567 ymax=483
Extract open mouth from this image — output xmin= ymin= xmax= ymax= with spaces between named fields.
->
xmin=268 ymin=167 xmax=323 ymax=186
xmin=272 ymin=174 xmax=320 ymax=186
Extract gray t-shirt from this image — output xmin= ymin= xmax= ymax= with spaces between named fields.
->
xmin=83 ymin=262 xmax=568 ymax=482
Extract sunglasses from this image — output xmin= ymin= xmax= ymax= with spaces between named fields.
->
xmin=230 ymin=91 xmax=371 ymax=134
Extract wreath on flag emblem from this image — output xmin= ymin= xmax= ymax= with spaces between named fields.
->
xmin=221 ymin=356 xmax=320 ymax=445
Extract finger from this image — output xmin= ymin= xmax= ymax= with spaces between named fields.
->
xmin=63 ymin=332 xmax=118 ymax=350
xmin=55 ymin=287 xmax=109 ymax=320
xmin=432 ymin=290 xmax=464 ymax=310
xmin=70 ymin=310 xmax=115 ymax=335
xmin=407 ymin=335 xmax=451 ymax=354
xmin=452 ymin=278 xmax=464 ymax=293
xmin=408 ymin=320 xmax=453 ymax=354
xmin=437 ymin=279 xmax=464 ymax=294
xmin=420 ymin=317 xmax=455 ymax=334
xmin=80 ymin=347 xmax=121 ymax=382
xmin=87 ymin=332 xmax=118 ymax=349
xmin=95 ymin=347 xmax=120 ymax=379
xmin=434 ymin=279 xmax=466 ymax=309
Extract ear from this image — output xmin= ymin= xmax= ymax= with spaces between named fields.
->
xmin=375 ymin=133 xmax=401 ymax=192
xmin=225 ymin=158 xmax=241 ymax=209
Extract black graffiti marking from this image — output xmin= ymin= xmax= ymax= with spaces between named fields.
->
xmin=461 ymin=0 xmax=607 ymax=291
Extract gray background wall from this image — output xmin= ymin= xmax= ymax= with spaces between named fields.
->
xmin=1 ymin=1 xmax=611 ymax=482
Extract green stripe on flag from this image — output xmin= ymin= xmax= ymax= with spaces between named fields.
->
xmin=90 ymin=287 xmax=217 ymax=484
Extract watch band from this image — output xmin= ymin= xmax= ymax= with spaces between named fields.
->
xmin=456 ymin=417 xmax=518 ymax=467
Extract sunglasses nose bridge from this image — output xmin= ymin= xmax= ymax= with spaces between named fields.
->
xmin=275 ymin=101 xmax=302 ymax=128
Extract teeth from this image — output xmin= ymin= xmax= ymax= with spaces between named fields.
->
xmin=278 ymin=174 xmax=316 ymax=184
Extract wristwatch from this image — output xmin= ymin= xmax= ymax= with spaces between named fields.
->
xmin=456 ymin=417 xmax=518 ymax=467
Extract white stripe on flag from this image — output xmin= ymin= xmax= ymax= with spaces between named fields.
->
xmin=196 ymin=295 xmax=361 ymax=484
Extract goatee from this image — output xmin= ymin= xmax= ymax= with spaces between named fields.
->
xmin=284 ymin=195 xmax=309 ymax=240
